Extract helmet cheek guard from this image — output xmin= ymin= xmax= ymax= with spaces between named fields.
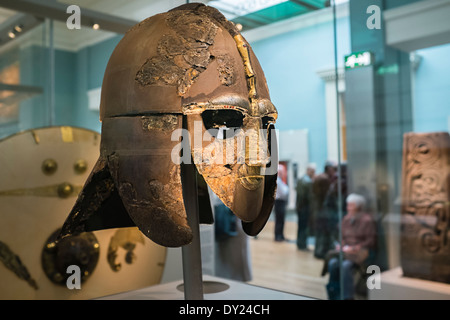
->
xmin=59 ymin=3 xmax=278 ymax=247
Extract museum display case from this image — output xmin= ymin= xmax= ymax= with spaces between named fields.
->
xmin=0 ymin=0 xmax=448 ymax=301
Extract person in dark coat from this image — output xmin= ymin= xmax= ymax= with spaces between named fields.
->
xmin=312 ymin=161 xmax=336 ymax=259
xmin=295 ymin=164 xmax=315 ymax=250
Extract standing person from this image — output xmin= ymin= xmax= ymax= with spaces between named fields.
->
xmin=325 ymin=193 xmax=376 ymax=300
xmin=323 ymin=162 xmax=348 ymax=249
xmin=312 ymin=161 xmax=337 ymax=259
xmin=274 ymin=164 xmax=289 ymax=242
xmin=296 ymin=163 xmax=316 ymax=250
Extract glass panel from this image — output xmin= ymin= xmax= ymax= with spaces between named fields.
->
xmin=0 ymin=10 xmax=47 ymax=138
xmin=239 ymin=0 xmax=345 ymax=299
xmin=337 ymin=0 xmax=450 ymax=300
xmin=1 ymin=0 xmax=447 ymax=301
xmin=0 ymin=0 xmax=341 ymax=300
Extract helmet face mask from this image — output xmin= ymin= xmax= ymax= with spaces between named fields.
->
xmin=184 ymin=97 xmax=277 ymax=223
xmin=59 ymin=3 xmax=278 ymax=247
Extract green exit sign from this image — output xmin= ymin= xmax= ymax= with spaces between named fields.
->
xmin=345 ymin=51 xmax=373 ymax=69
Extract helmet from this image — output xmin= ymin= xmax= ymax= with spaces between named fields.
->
xmin=59 ymin=3 xmax=278 ymax=247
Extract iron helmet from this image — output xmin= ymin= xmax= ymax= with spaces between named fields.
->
xmin=59 ymin=3 xmax=278 ymax=247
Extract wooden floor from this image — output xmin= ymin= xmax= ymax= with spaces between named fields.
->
xmin=247 ymin=218 xmax=329 ymax=300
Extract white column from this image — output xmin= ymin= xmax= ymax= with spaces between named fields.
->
xmin=317 ymin=67 xmax=345 ymax=163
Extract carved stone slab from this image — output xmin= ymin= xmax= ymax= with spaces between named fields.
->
xmin=401 ymin=131 xmax=450 ymax=284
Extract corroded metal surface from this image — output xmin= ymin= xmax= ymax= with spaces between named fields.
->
xmin=401 ymin=132 xmax=450 ymax=283
xmin=59 ymin=3 xmax=278 ymax=247
xmin=0 ymin=241 xmax=38 ymax=290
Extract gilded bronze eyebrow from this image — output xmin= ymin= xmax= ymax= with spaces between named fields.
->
xmin=182 ymin=94 xmax=250 ymax=115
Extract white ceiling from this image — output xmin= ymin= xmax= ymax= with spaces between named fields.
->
xmin=3 ymin=0 xmax=293 ymax=53
xmin=0 ymin=0 xmax=346 ymax=52
xmin=0 ymin=0 xmax=209 ymax=52
xmin=56 ymin=0 xmax=208 ymax=20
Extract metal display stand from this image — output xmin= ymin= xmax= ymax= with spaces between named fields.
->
xmin=180 ymin=161 xmax=204 ymax=300
xmin=98 ymin=162 xmax=312 ymax=301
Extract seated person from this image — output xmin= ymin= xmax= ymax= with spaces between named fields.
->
xmin=325 ymin=193 xmax=376 ymax=300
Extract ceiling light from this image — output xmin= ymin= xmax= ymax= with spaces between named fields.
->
xmin=92 ymin=23 xmax=100 ymax=30
xmin=8 ymin=31 xmax=15 ymax=39
xmin=14 ymin=25 xmax=23 ymax=33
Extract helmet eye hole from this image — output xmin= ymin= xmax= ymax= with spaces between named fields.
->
xmin=202 ymin=109 xmax=244 ymax=130
xmin=262 ymin=116 xmax=275 ymax=130
xmin=202 ymin=109 xmax=244 ymax=140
